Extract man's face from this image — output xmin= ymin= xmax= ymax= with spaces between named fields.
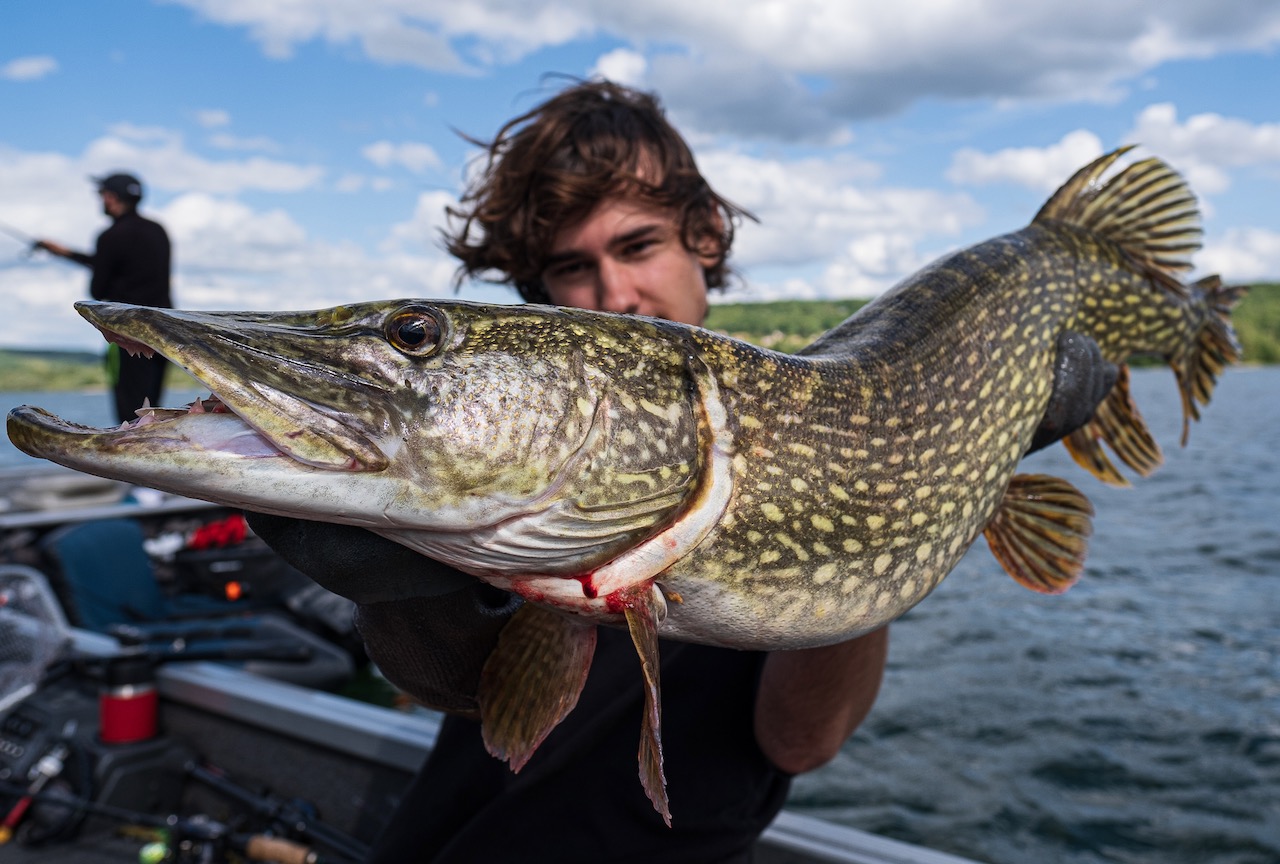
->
xmin=100 ymin=190 xmax=128 ymax=218
xmin=541 ymin=198 xmax=715 ymax=327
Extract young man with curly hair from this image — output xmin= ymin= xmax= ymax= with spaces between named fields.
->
xmin=249 ymin=80 xmax=889 ymax=863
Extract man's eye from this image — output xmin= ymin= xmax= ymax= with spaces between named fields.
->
xmin=621 ymin=239 xmax=657 ymax=257
xmin=547 ymin=260 xmax=591 ymax=280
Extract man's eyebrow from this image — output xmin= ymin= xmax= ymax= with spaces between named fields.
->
xmin=607 ymin=223 xmax=668 ymax=251
xmin=545 ymin=223 xmax=669 ymax=268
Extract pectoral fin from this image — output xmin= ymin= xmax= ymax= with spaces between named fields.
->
xmin=983 ymin=473 xmax=1094 ymax=594
xmin=624 ymin=586 xmax=671 ymax=826
xmin=478 ymin=604 xmax=597 ymax=772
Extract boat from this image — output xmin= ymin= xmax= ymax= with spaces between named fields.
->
xmin=0 ymin=465 xmax=983 ymax=864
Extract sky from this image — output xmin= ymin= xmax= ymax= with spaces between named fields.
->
xmin=1 ymin=0 xmax=1278 ymax=352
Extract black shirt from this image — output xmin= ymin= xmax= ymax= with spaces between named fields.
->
xmin=367 ymin=627 xmax=791 ymax=863
xmin=70 ymin=210 xmax=171 ymax=308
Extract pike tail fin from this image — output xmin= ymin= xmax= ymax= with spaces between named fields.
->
xmin=1037 ymin=149 xmax=1245 ymax=453
xmin=1170 ymin=276 xmax=1247 ymax=445
xmin=479 ymin=604 xmax=597 ymax=773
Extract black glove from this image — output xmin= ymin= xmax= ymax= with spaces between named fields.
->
xmin=244 ymin=512 xmax=474 ymax=604
xmin=356 ymin=588 xmax=521 ymax=715
xmin=1028 ymin=330 xmax=1118 ymax=454
xmin=245 ymin=511 xmax=522 ymax=711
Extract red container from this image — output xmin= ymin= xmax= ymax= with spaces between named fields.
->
xmin=99 ymin=656 xmax=158 ymax=744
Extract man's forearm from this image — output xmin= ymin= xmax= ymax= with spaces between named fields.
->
xmin=753 ymin=626 xmax=889 ymax=775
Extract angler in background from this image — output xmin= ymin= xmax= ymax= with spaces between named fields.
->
xmin=34 ymin=173 xmax=172 ymax=425
xmin=248 ymin=80 xmax=893 ymax=862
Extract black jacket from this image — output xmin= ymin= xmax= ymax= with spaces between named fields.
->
xmin=69 ymin=210 xmax=172 ymax=308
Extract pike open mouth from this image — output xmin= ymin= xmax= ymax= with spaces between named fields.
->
xmin=8 ymin=395 xmax=292 ymax=462
xmin=9 ymin=310 xmax=389 ymax=472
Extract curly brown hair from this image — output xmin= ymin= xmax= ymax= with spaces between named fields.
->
xmin=444 ymin=79 xmax=754 ymax=303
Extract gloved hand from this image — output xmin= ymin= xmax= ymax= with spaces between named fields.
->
xmin=244 ymin=512 xmax=474 ymax=605
xmin=245 ymin=511 xmax=521 ymax=713
xmin=1028 ymin=330 xmax=1118 ymax=454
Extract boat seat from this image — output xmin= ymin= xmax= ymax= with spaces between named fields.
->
xmin=37 ymin=517 xmax=355 ymax=690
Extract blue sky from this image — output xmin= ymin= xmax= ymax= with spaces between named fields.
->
xmin=1 ymin=0 xmax=1278 ymax=351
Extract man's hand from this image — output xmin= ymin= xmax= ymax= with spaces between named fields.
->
xmin=246 ymin=512 xmax=521 ymax=713
xmin=1028 ymin=330 xmax=1118 ymax=454
xmin=33 ymin=239 xmax=70 ymax=258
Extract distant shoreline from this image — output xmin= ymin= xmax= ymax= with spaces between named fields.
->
xmin=2 ymin=286 xmax=1276 ymax=391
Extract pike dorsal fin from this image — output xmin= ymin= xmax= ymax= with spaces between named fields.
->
xmin=479 ymin=604 xmax=597 ymax=773
xmin=1063 ymin=364 xmax=1163 ymax=486
xmin=983 ymin=474 xmax=1094 ymax=595
xmin=1034 ymin=146 xmax=1202 ymax=287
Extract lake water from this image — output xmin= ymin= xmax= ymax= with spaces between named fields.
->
xmin=2 ymin=370 xmax=1278 ymax=863
xmin=791 ymin=367 xmax=1280 ymax=864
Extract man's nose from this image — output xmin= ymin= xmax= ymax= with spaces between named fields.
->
xmin=596 ymin=260 xmax=641 ymax=314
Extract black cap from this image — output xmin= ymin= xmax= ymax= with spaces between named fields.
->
xmin=93 ymin=172 xmax=144 ymax=202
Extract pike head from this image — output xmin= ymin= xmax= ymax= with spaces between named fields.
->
xmin=8 ymin=300 xmax=726 ymax=603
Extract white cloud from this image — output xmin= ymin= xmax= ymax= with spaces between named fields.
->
xmin=0 ymin=137 xmax=366 ymax=350
xmin=1125 ymin=102 xmax=1280 ymax=196
xmin=362 ymin=140 xmax=442 ymax=174
xmin=195 ymin=108 xmax=231 ymax=128
xmin=592 ymin=49 xmax=647 ymax=87
xmin=1200 ymin=227 xmax=1280 ymax=283
xmin=700 ymin=149 xmax=982 ymax=300
xmin=947 ymin=130 xmax=1106 ymax=192
xmin=80 ymin=125 xmax=324 ymax=195
xmin=162 ymin=1 xmax=1280 ymax=140
xmin=1 ymin=55 xmax=58 ymax=81
xmin=209 ymin=132 xmax=279 ymax=152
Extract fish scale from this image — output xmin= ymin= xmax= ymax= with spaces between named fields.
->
xmin=6 ymin=148 xmax=1245 ymax=824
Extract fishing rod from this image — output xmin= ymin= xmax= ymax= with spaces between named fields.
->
xmin=0 ymin=776 xmax=361 ymax=863
xmin=0 ymin=220 xmax=49 ymax=265
xmin=0 ymin=219 xmax=36 ymax=246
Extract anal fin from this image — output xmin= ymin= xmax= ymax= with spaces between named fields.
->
xmin=479 ymin=604 xmax=597 ymax=772
xmin=1063 ymin=364 xmax=1162 ymax=486
xmin=624 ymin=587 xmax=671 ymax=826
xmin=984 ymin=473 xmax=1094 ymax=594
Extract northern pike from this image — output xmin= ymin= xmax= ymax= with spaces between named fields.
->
xmin=7 ymin=149 xmax=1243 ymax=822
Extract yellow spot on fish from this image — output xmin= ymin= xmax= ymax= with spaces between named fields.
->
xmin=874 ymin=554 xmax=893 ymax=575
xmin=814 ymin=563 xmax=838 ymax=585
xmin=761 ymin=503 xmax=785 ymax=522
xmin=866 ymin=515 xmax=886 ymax=530
xmin=811 ymin=515 xmax=835 ymax=533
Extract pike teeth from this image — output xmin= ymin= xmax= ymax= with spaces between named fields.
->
xmin=186 ymin=395 xmax=230 ymax=415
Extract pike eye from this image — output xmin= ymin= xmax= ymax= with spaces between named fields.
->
xmin=386 ymin=308 xmax=443 ymax=356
